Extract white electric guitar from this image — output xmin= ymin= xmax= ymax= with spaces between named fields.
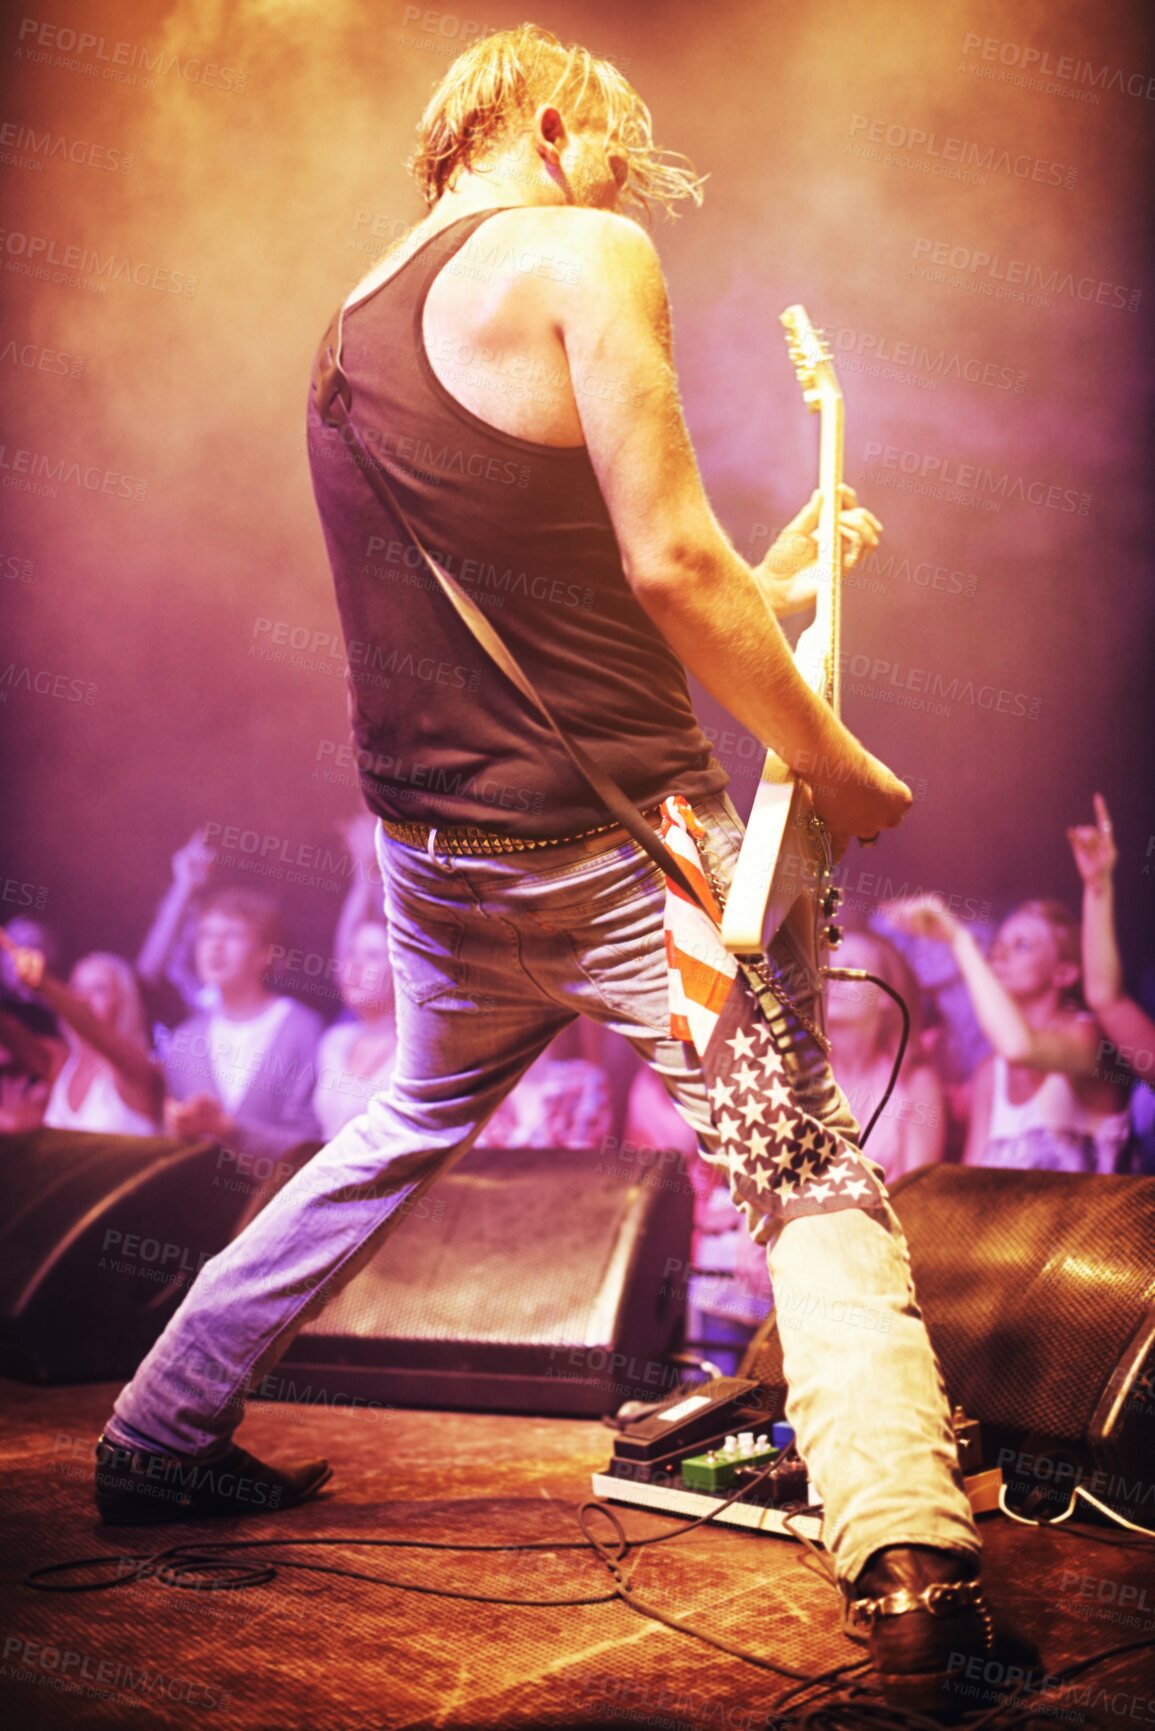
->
xmin=720 ymin=306 xmax=844 ymax=978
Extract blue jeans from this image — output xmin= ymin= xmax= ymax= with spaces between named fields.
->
xmin=109 ymin=792 xmax=979 ymax=1586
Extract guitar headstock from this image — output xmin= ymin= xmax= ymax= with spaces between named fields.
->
xmin=780 ymin=304 xmax=841 ymax=412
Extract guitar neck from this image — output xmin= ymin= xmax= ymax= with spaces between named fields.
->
xmin=721 ymin=305 xmax=845 ymax=960
xmin=781 ymin=304 xmax=845 ymax=722
xmin=816 ymin=391 xmax=844 ymax=718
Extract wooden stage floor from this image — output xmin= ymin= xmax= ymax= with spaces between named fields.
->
xmin=1 ymin=1379 xmax=1153 ymax=1730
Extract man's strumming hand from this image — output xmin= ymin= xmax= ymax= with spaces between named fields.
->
xmin=807 ymin=747 xmax=913 ymax=857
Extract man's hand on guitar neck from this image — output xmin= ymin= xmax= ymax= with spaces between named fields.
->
xmin=805 ymin=744 xmax=913 ymax=860
xmin=755 ymin=486 xmax=883 ymax=618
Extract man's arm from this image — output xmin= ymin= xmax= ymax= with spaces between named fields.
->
xmin=553 ymin=212 xmax=909 ymax=843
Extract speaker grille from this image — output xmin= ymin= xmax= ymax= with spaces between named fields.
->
xmin=740 ymin=1168 xmax=1155 ymax=1449
xmin=281 ymin=1143 xmax=695 ymax=1414
xmin=898 ymin=1169 xmax=1155 ymax=1441
xmin=301 ymin=1148 xmax=652 ymax=1346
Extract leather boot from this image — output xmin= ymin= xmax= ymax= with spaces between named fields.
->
xmin=848 ymin=1544 xmax=1040 ymax=1719
xmin=94 ymin=1434 xmax=332 ymax=1526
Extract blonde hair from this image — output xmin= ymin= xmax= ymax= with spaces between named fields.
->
xmin=410 ymin=23 xmax=705 ymax=220
xmin=1011 ymin=899 xmax=1080 ymax=968
xmin=1004 ymin=899 xmax=1084 ymax=1006
xmin=68 ymin=952 xmax=151 ymax=1049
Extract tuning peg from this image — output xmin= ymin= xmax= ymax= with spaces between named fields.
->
xmin=825 ymin=924 xmax=843 ymax=948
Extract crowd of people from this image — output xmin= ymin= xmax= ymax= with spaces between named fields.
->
xmin=2 ymin=795 xmax=1151 ymax=1354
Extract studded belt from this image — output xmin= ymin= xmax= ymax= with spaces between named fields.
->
xmin=379 ymin=806 xmax=663 ymax=857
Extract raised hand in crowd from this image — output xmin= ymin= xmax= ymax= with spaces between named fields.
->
xmin=136 ymin=825 xmax=220 ymax=1010
xmin=1067 ymin=793 xmax=1155 ymax=1077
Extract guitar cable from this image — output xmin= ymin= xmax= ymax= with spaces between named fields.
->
xmin=820 ymin=969 xmax=910 ymax=1147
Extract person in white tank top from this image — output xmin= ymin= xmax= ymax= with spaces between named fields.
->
xmin=0 ymin=940 xmax=162 ymax=1137
xmin=888 ymin=896 xmax=1129 ymax=1173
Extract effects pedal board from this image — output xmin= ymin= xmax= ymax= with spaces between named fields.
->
xmin=591 ymin=1377 xmax=1002 ymax=1544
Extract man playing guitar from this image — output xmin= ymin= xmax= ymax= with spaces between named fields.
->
xmin=97 ymin=24 xmax=1021 ymax=1713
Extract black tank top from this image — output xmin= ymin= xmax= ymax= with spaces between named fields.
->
xmin=305 ymin=207 xmax=726 ymax=835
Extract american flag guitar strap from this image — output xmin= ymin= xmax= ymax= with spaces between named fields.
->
xmin=661 ymin=795 xmax=887 ymax=1231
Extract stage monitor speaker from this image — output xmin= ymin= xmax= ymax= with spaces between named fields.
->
xmin=273 ymin=1143 xmax=694 ymax=1418
xmin=738 ymin=1166 xmax=1155 ymax=1519
xmin=0 ymin=1127 xmax=252 ymax=1383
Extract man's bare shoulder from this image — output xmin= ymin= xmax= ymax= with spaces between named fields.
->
xmin=464 ymin=205 xmax=663 ymax=287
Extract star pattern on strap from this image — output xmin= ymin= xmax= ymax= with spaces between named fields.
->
xmin=704 ymin=994 xmax=886 ymax=1223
